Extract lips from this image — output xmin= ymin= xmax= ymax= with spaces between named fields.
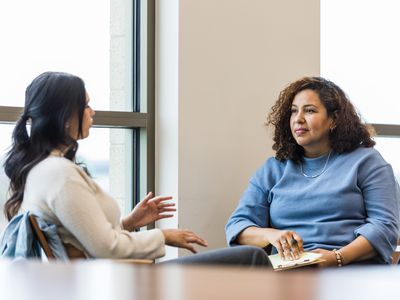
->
xmin=294 ymin=128 xmax=308 ymax=135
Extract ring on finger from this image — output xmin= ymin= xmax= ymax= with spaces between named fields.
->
xmin=280 ymin=240 xmax=287 ymax=245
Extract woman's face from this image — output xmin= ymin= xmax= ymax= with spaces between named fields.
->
xmin=68 ymin=93 xmax=95 ymax=140
xmin=290 ymin=89 xmax=334 ymax=157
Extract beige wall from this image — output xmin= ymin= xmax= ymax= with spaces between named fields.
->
xmin=156 ymin=0 xmax=320 ymax=257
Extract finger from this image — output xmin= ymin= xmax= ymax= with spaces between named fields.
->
xmin=150 ymin=196 xmax=174 ymax=204
xmin=157 ymin=214 xmax=174 ymax=220
xmin=283 ymin=248 xmax=293 ymax=261
xmin=275 ymin=241 xmax=285 ymax=260
xmin=183 ymin=232 xmax=208 ymax=247
xmin=159 ymin=208 xmax=177 ymax=213
xmin=142 ymin=192 xmax=153 ymax=203
xmin=187 ymin=237 xmax=208 ymax=247
xmin=159 ymin=202 xmax=176 ymax=208
xmin=289 ymin=240 xmax=300 ymax=259
xmin=292 ymin=233 xmax=304 ymax=253
xmin=280 ymin=239 xmax=294 ymax=260
xmin=182 ymin=244 xmax=197 ymax=254
xmin=285 ymin=235 xmax=302 ymax=259
xmin=157 ymin=203 xmax=176 ymax=210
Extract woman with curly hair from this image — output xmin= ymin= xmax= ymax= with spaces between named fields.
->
xmin=226 ymin=77 xmax=399 ymax=267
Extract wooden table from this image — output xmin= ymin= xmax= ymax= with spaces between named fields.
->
xmin=0 ymin=259 xmax=398 ymax=300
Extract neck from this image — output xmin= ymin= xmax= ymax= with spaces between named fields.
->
xmin=304 ymin=147 xmax=332 ymax=158
xmin=51 ymin=144 xmax=73 ymax=157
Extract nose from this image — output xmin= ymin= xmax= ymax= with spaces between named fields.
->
xmin=91 ymin=108 xmax=95 ymax=117
xmin=293 ymin=111 xmax=304 ymax=123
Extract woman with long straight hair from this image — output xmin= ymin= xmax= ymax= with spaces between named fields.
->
xmin=3 ymin=71 xmax=270 ymax=266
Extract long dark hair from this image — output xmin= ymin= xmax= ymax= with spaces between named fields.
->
xmin=267 ymin=77 xmax=375 ymax=163
xmin=3 ymin=71 xmax=87 ymax=220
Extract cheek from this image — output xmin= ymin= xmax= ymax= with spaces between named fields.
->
xmin=289 ymin=116 xmax=295 ymax=130
xmin=85 ymin=112 xmax=92 ymax=124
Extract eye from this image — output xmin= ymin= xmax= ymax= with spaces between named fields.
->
xmin=290 ymin=108 xmax=298 ymax=114
xmin=305 ymin=108 xmax=316 ymax=114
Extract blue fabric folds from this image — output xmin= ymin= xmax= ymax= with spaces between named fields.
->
xmin=0 ymin=211 xmax=68 ymax=261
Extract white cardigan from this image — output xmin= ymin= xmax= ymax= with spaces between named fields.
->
xmin=22 ymin=154 xmax=165 ymax=259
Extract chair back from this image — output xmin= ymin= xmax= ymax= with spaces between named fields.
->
xmin=28 ymin=214 xmax=152 ymax=264
xmin=392 ymin=239 xmax=400 ymax=264
xmin=28 ymin=215 xmax=56 ymax=259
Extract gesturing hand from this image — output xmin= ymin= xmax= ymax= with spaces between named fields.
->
xmin=122 ymin=192 xmax=176 ymax=231
xmin=162 ymin=229 xmax=208 ymax=253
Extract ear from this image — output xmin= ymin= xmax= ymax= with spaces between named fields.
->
xmin=329 ymin=112 xmax=338 ymax=131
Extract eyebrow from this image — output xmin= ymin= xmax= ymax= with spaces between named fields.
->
xmin=291 ymin=104 xmax=318 ymax=108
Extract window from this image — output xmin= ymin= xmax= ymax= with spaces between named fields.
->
xmin=0 ymin=0 xmax=155 ymax=230
xmin=321 ymin=0 xmax=400 ymax=180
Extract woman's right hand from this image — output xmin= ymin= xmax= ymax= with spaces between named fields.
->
xmin=162 ymin=229 xmax=208 ymax=253
xmin=268 ymin=229 xmax=304 ymax=261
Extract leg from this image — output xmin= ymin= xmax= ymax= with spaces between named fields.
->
xmin=164 ymin=245 xmax=271 ymax=268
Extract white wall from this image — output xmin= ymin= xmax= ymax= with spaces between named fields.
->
xmin=156 ymin=0 xmax=320 ymax=258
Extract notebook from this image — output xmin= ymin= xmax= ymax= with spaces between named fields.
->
xmin=268 ymin=252 xmax=324 ymax=271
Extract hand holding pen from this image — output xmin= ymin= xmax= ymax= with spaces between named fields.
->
xmin=275 ymin=231 xmax=304 ymax=261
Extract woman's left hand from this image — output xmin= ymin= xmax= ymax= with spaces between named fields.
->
xmin=311 ymin=248 xmax=338 ymax=268
xmin=122 ymin=192 xmax=176 ymax=231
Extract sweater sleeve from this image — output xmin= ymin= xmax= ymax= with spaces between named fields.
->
xmin=354 ymin=153 xmax=400 ymax=264
xmin=225 ymin=158 xmax=280 ymax=246
xmin=51 ymin=177 xmax=165 ymax=260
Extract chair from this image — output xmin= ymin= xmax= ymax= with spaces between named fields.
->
xmin=29 ymin=214 xmax=56 ymax=259
xmin=392 ymin=240 xmax=400 ymax=264
xmin=28 ymin=214 xmax=152 ymax=264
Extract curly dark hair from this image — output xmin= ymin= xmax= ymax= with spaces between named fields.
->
xmin=266 ymin=76 xmax=375 ymax=163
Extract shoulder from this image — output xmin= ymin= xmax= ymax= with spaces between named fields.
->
xmin=30 ymin=156 xmax=91 ymax=187
xmin=339 ymin=147 xmax=394 ymax=181
xmin=251 ymin=156 xmax=288 ymax=184
xmin=342 ymin=146 xmax=387 ymax=165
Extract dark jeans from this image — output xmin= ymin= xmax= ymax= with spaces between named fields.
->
xmin=164 ymin=245 xmax=271 ymax=268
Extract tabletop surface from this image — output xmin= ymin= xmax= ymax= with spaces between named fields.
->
xmin=0 ymin=259 xmax=398 ymax=300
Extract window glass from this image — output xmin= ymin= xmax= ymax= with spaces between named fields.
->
xmin=0 ymin=0 xmax=136 ymax=232
xmin=78 ymin=128 xmax=133 ymax=214
xmin=321 ymin=0 xmax=400 ymax=124
xmin=0 ymin=125 xmax=13 ymax=230
xmin=0 ymin=126 xmax=133 ymax=232
xmin=374 ymin=137 xmax=400 ymax=182
xmin=0 ymin=0 xmax=133 ymax=112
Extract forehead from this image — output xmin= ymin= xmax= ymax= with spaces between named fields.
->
xmin=292 ymin=89 xmax=322 ymax=106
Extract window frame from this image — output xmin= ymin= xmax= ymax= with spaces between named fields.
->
xmin=372 ymin=124 xmax=400 ymax=137
xmin=0 ymin=0 xmax=155 ymax=213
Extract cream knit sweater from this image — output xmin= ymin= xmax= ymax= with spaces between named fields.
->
xmin=22 ymin=154 xmax=165 ymax=259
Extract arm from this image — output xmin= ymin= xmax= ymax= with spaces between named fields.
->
xmin=53 ymin=177 xmax=166 ymax=260
xmin=315 ymin=152 xmax=399 ymax=266
xmin=353 ymin=156 xmax=400 ymax=264
xmin=313 ymin=235 xmax=376 ymax=267
xmin=225 ymin=160 xmax=303 ymax=260
xmin=226 ymin=159 xmax=281 ymax=245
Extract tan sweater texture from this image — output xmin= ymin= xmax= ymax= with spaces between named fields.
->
xmin=22 ymin=155 xmax=165 ymax=259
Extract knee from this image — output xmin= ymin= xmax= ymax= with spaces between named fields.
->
xmin=237 ymin=245 xmax=271 ymax=267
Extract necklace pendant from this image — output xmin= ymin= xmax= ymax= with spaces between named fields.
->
xmin=300 ymin=151 xmax=332 ymax=178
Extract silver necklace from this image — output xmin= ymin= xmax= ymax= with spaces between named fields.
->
xmin=300 ymin=151 xmax=332 ymax=178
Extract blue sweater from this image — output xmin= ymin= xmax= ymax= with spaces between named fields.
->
xmin=225 ymin=147 xmax=400 ymax=264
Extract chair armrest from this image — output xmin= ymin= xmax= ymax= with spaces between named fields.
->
xmin=112 ymin=259 xmax=154 ymax=264
xmin=392 ymin=243 xmax=400 ymax=264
